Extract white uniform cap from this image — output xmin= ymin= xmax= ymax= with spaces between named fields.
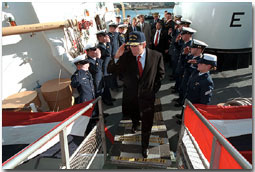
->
xmin=72 ymin=54 xmax=86 ymax=64
xmin=175 ymin=20 xmax=181 ymax=25
xmin=84 ymin=42 xmax=97 ymax=50
xmin=191 ymin=39 xmax=208 ymax=48
xmin=108 ymin=22 xmax=118 ymax=27
xmin=182 ymin=27 xmax=197 ymax=34
xmin=116 ymin=14 xmax=121 ymax=18
xmin=118 ymin=23 xmax=128 ymax=28
xmin=199 ymin=53 xmax=217 ymax=67
xmin=181 ymin=18 xmax=192 ymax=25
xmin=96 ymin=30 xmax=107 ymax=35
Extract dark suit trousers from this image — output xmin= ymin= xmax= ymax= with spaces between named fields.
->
xmin=141 ymin=107 xmax=155 ymax=149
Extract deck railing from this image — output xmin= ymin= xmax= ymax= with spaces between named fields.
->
xmin=176 ymin=99 xmax=252 ymax=169
xmin=2 ymin=96 xmax=107 ymax=169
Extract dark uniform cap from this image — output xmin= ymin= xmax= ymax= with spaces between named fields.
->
xmin=198 ymin=53 xmax=217 ymax=67
xmin=191 ymin=39 xmax=208 ymax=49
xmin=175 ymin=15 xmax=182 ymax=19
xmin=108 ymin=22 xmax=118 ymax=27
xmin=180 ymin=18 xmax=192 ymax=25
xmin=72 ymin=54 xmax=89 ymax=65
xmin=181 ymin=27 xmax=196 ymax=35
xmin=96 ymin=30 xmax=107 ymax=36
xmin=126 ymin=31 xmax=146 ymax=46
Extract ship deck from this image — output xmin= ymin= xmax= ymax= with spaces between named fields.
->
xmin=102 ymin=64 xmax=252 ymax=169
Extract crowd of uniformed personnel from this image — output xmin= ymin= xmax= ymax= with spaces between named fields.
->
xmin=70 ymin=11 xmax=217 ymax=135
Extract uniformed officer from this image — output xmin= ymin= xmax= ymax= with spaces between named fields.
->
xmin=96 ymin=30 xmax=115 ymax=106
xmin=180 ymin=18 xmax=192 ymax=27
xmin=175 ymin=54 xmax=217 ymax=125
xmin=174 ymin=39 xmax=208 ymax=106
xmin=71 ymin=54 xmax=95 ymax=104
xmin=117 ymin=23 xmax=128 ymax=45
xmin=169 ymin=18 xmax=192 ymax=79
xmin=171 ymin=27 xmax=196 ymax=95
xmin=174 ymin=15 xmax=182 ymax=22
xmin=71 ymin=54 xmax=97 ymax=135
xmin=108 ymin=22 xmax=120 ymax=90
xmin=185 ymin=53 xmax=217 ymax=104
xmin=108 ymin=22 xmax=120 ymax=58
xmin=84 ymin=42 xmax=104 ymax=98
xmin=116 ymin=14 xmax=121 ymax=24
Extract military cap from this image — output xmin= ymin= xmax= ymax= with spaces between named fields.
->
xmin=175 ymin=20 xmax=181 ymax=25
xmin=108 ymin=22 xmax=118 ymax=27
xmin=175 ymin=15 xmax=182 ymax=19
xmin=191 ymin=39 xmax=208 ymax=49
xmin=118 ymin=23 xmax=128 ymax=28
xmin=72 ymin=54 xmax=89 ymax=64
xmin=116 ymin=14 xmax=121 ymax=18
xmin=96 ymin=30 xmax=107 ymax=36
xmin=198 ymin=53 xmax=217 ymax=67
xmin=181 ymin=27 xmax=196 ymax=35
xmin=180 ymin=18 xmax=192 ymax=25
xmin=126 ymin=31 xmax=146 ymax=46
xmin=84 ymin=42 xmax=97 ymax=51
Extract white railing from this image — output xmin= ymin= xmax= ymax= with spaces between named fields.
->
xmin=2 ymin=96 xmax=107 ymax=169
xmin=176 ymin=100 xmax=252 ymax=169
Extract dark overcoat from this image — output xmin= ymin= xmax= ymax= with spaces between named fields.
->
xmin=107 ymin=48 xmax=165 ymax=114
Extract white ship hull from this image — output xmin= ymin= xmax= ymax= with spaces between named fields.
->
xmin=173 ymin=2 xmax=252 ymax=71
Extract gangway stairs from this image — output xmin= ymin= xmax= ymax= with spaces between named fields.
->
xmin=106 ymin=99 xmax=177 ymax=169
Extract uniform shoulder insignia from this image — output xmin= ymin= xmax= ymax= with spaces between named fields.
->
xmin=107 ymin=46 xmax=110 ymax=48
xmin=195 ymin=82 xmax=200 ymax=85
xmin=205 ymin=90 xmax=212 ymax=95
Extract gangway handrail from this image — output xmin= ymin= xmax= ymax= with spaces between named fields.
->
xmin=2 ymin=96 xmax=103 ymax=169
xmin=185 ymin=99 xmax=252 ymax=169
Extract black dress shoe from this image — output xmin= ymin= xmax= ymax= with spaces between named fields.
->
xmin=172 ymin=97 xmax=180 ymax=102
xmin=175 ymin=114 xmax=182 ymax=119
xmin=170 ymin=86 xmax=176 ymax=90
xmin=171 ymin=89 xmax=179 ymax=94
xmin=111 ymin=98 xmax=116 ymax=101
xmin=103 ymin=101 xmax=114 ymax=106
xmin=103 ymin=113 xmax=109 ymax=118
xmin=131 ymin=125 xmax=138 ymax=133
xmin=176 ymin=119 xmax=182 ymax=125
xmin=174 ymin=102 xmax=183 ymax=107
xmin=142 ymin=148 xmax=149 ymax=158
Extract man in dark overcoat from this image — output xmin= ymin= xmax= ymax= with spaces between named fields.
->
xmin=107 ymin=31 xmax=165 ymax=158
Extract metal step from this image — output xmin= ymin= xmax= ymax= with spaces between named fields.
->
xmin=108 ymin=117 xmax=173 ymax=169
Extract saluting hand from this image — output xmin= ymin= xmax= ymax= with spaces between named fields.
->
xmin=105 ymin=35 xmax=110 ymax=42
xmin=188 ymin=59 xmax=197 ymax=64
xmin=176 ymin=34 xmax=181 ymax=42
xmin=114 ymin=43 xmax=126 ymax=59
xmin=183 ymin=46 xmax=190 ymax=54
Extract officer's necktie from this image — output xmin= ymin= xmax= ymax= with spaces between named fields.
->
xmin=137 ymin=55 xmax=143 ymax=77
xmin=154 ymin=30 xmax=159 ymax=46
